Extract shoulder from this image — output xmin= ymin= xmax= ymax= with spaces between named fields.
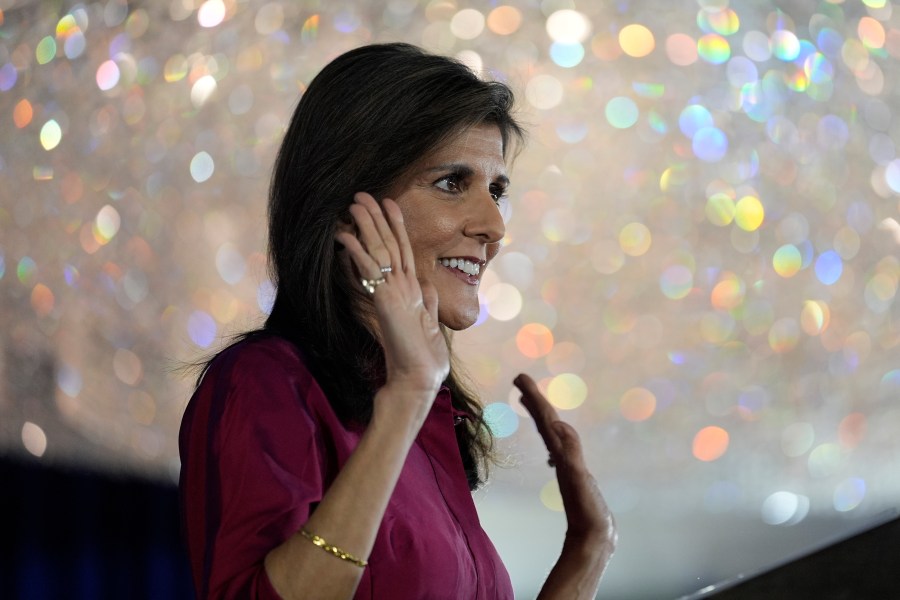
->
xmin=201 ymin=333 xmax=319 ymax=395
xmin=209 ymin=333 xmax=306 ymax=377
xmin=189 ymin=333 xmax=329 ymax=430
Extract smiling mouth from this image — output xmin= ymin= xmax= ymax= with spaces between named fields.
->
xmin=439 ymin=257 xmax=482 ymax=276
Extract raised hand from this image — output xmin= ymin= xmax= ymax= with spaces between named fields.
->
xmin=336 ymin=192 xmax=450 ymax=429
xmin=514 ymin=373 xmax=617 ymax=599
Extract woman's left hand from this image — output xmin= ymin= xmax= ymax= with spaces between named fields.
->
xmin=514 ymin=373 xmax=616 ymax=599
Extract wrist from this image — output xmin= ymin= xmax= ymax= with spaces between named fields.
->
xmin=370 ymin=383 xmax=438 ymax=438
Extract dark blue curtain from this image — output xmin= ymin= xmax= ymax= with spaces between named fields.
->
xmin=1 ymin=456 xmax=194 ymax=600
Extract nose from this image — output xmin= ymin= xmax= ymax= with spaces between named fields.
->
xmin=465 ymin=188 xmax=506 ymax=244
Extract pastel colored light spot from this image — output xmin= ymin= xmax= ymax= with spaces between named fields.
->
xmin=31 ymin=283 xmax=54 ymax=316
xmin=96 ymin=60 xmax=120 ymax=91
xmin=660 ymin=265 xmax=693 ymax=300
xmin=40 ymin=120 xmax=62 ymax=150
xmin=22 ymin=422 xmax=48 ymax=457
xmin=768 ymin=318 xmax=800 ymax=353
xmin=666 ymin=33 xmax=697 ymax=66
xmin=450 ymin=9 xmax=485 ymax=40
xmin=56 ymin=364 xmax=83 ymax=398
xmin=833 ymin=478 xmax=866 ymax=512
xmin=697 ymin=33 xmax=730 ymax=64
xmin=619 ymin=24 xmax=655 ymax=57
xmin=693 ymin=426 xmax=729 ymax=461
xmin=838 ymin=413 xmax=867 ymax=449
xmin=762 ymin=491 xmax=809 ymax=525
xmin=814 ymin=251 xmax=843 ymax=285
xmin=692 ymin=126 xmax=728 ymax=162
xmin=486 ymin=6 xmax=522 ymax=35
xmin=605 ymin=96 xmax=639 ymax=129
xmin=884 ymin=159 xmax=900 ymax=193
xmin=257 ymin=280 xmax=275 ymax=314
xmin=94 ymin=204 xmax=120 ymax=243
xmin=190 ymin=151 xmax=215 ymax=183
xmin=13 ymin=99 xmax=33 ymax=128
xmin=773 ymin=245 xmax=802 ymax=277
xmin=516 ymin=323 xmax=554 ymax=358
xmin=187 ymin=310 xmax=217 ymax=348
xmin=706 ymin=8 xmax=739 ymax=36
xmin=800 ymin=300 xmax=830 ymax=336
xmin=191 ymin=75 xmax=217 ymax=107
xmin=804 ymin=52 xmax=834 ymax=85
xmin=482 ymin=402 xmax=519 ymax=438
xmin=734 ymin=196 xmax=764 ymax=231
xmin=705 ymin=193 xmax=735 ymax=226
xmin=678 ymin=104 xmax=713 ymax=137
xmin=540 ymin=480 xmax=564 ymax=512
xmin=17 ymin=257 xmax=37 ymax=285
xmin=771 ymin=30 xmax=800 ymax=61
xmin=215 ymin=243 xmax=246 ymax=284
xmin=808 ymin=443 xmax=844 ymax=478
xmin=0 ymin=63 xmax=17 ymax=91
xmin=550 ymin=42 xmax=584 ymax=68
xmin=547 ymin=374 xmax=587 ymax=410
xmin=710 ymin=276 xmax=745 ymax=310
xmin=35 ymin=36 xmax=56 ymax=64
xmin=620 ymin=387 xmax=656 ymax=421
xmin=858 ymin=17 xmax=885 ymax=49
xmin=618 ymin=222 xmax=652 ymax=256
xmin=546 ymin=10 xmax=591 ymax=44
xmin=198 ymin=0 xmax=226 ymax=28
xmin=526 ymin=74 xmax=563 ymax=110
xmin=483 ymin=282 xmax=522 ymax=321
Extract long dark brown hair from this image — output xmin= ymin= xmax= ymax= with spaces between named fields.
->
xmin=211 ymin=43 xmax=524 ymax=489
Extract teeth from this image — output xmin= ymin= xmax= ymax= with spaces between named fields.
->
xmin=440 ymin=258 xmax=481 ymax=276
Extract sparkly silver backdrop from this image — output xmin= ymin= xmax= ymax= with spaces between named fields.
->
xmin=1 ymin=0 xmax=899 ymax=598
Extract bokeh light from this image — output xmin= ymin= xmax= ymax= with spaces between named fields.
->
xmin=546 ymin=10 xmax=591 ymax=44
xmin=3 ymin=3 xmax=899 ymax=595
xmin=620 ymin=387 xmax=656 ymax=422
xmin=483 ymin=402 xmax=519 ymax=438
xmin=605 ymin=96 xmax=639 ymax=129
xmin=692 ymin=426 xmax=729 ymax=461
xmin=547 ymin=374 xmax=587 ymax=410
xmin=619 ymin=24 xmax=655 ymax=58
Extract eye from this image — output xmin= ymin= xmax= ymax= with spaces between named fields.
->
xmin=489 ymin=184 xmax=508 ymax=205
xmin=434 ymin=174 xmax=463 ymax=194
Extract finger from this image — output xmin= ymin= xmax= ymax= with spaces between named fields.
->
xmin=335 ymin=231 xmax=384 ymax=284
xmin=419 ymin=279 xmax=440 ymax=323
xmin=551 ymin=421 xmax=589 ymax=474
xmin=382 ymin=198 xmax=416 ymax=276
xmin=354 ymin=193 xmax=402 ymax=273
xmin=514 ymin=374 xmax=564 ymax=456
xmin=348 ymin=201 xmax=392 ymax=275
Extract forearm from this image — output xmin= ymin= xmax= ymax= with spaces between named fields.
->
xmin=264 ymin=390 xmax=427 ymax=600
xmin=537 ymin=533 xmax=616 ymax=600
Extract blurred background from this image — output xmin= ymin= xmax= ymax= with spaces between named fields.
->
xmin=1 ymin=0 xmax=898 ymax=598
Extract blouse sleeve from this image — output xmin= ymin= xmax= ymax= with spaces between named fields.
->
xmin=179 ymin=341 xmax=325 ymax=600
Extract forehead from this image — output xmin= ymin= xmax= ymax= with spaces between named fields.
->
xmin=423 ymin=124 xmax=505 ymax=167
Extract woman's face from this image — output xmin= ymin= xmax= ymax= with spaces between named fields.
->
xmin=391 ymin=124 xmax=508 ymax=330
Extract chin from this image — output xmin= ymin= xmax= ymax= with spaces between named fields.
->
xmin=439 ymin=307 xmax=479 ymax=331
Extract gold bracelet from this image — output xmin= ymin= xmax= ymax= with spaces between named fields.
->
xmin=299 ymin=528 xmax=368 ymax=568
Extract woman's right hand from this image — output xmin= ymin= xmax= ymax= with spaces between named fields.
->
xmin=335 ymin=192 xmax=450 ymax=431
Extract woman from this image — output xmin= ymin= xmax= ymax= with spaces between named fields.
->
xmin=179 ymin=43 xmax=615 ymax=599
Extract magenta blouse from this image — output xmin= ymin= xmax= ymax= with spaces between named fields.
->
xmin=179 ymin=336 xmax=514 ymax=599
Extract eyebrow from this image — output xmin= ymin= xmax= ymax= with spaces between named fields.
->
xmin=424 ymin=163 xmax=510 ymax=186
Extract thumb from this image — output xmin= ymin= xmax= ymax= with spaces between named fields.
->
xmin=419 ymin=279 xmax=440 ymax=322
